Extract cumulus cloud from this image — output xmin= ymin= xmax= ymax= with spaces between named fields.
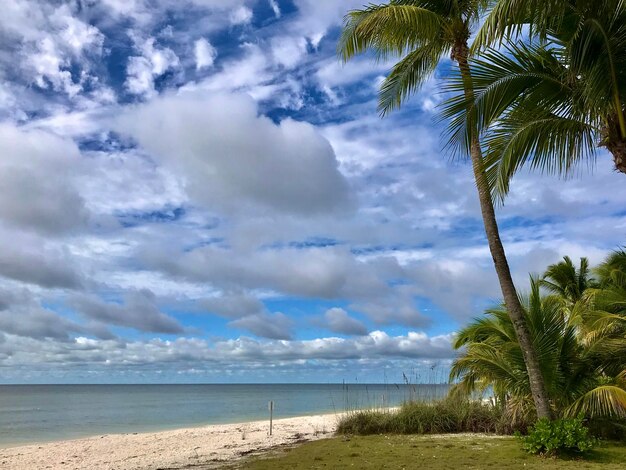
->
xmin=0 ymin=330 xmax=455 ymax=371
xmin=192 ymin=43 xmax=273 ymax=93
xmin=197 ymin=292 xmax=265 ymax=319
xmin=0 ymin=1 xmax=105 ymax=103
xmin=229 ymin=312 xmax=293 ymax=340
xmin=70 ymin=290 xmax=184 ymax=334
xmin=0 ymin=124 xmax=88 ymax=235
xmin=141 ymin=245 xmax=387 ymax=301
xmin=194 ymin=38 xmax=217 ymax=70
xmin=322 ymin=308 xmax=368 ymax=336
xmin=0 ymin=289 xmax=108 ymax=341
xmin=229 ymin=6 xmax=253 ymax=25
xmin=271 ymin=36 xmax=308 ymax=69
xmin=125 ymin=37 xmax=180 ymax=97
xmin=115 ymin=90 xmax=352 ymax=215
xmin=0 ymin=238 xmax=83 ymax=289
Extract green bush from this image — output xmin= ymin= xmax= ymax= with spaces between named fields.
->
xmin=519 ymin=416 xmax=597 ymax=455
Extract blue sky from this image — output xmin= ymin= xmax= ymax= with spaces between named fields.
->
xmin=0 ymin=0 xmax=624 ymax=384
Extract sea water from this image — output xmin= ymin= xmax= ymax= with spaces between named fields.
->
xmin=0 ymin=383 xmax=449 ymax=446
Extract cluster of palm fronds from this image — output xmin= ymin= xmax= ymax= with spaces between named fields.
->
xmin=444 ymin=0 xmax=626 ymax=197
xmin=451 ymin=251 xmax=626 ymax=431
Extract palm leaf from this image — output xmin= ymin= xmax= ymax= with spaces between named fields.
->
xmin=338 ymin=4 xmax=443 ymax=62
xmin=565 ymin=385 xmax=626 ymax=418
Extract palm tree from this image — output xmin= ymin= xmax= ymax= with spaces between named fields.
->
xmin=451 ymin=275 xmax=626 ymax=424
xmin=444 ymin=0 xmax=626 ymax=198
xmin=338 ymin=0 xmax=553 ymax=418
xmin=541 ymin=256 xmax=593 ymax=305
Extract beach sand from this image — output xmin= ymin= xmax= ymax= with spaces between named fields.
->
xmin=0 ymin=412 xmax=342 ymax=469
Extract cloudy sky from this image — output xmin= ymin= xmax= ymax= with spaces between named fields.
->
xmin=0 ymin=0 xmax=623 ymax=384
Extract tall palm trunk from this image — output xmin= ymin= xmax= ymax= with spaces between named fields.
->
xmin=603 ymin=116 xmax=626 ymax=174
xmin=453 ymin=40 xmax=553 ymax=420
xmin=606 ymin=140 xmax=626 ymax=174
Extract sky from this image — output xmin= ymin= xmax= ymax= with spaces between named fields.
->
xmin=0 ymin=0 xmax=624 ymax=384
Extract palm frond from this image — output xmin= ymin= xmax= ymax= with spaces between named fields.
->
xmin=378 ymin=41 xmax=447 ymax=115
xmin=565 ymin=385 xmax=626 ymax=418
xmin=338 ymin=4 xmax=444 ymax=62
xmin=483 ymin=111 xmax=596 ymax=199
xmin=473 ymin=0 xmax=573 ymax=50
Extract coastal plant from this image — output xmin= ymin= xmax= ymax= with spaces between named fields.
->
xmin=336 ymin=397 xmax=515 ymax=435
xmin=338 ymin=0 xmax=552 ymax=421
xmin=450 ymin=251 xmax=626 ymax=433
xmin=518 ymin=416 xmax=597 ymax=455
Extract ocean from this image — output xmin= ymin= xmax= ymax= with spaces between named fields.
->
xmin=0 ymin=383 xmax=449 ymax=447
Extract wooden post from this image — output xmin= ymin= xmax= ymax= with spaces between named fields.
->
xmin=268 ymin=400 xmax=274 ymax=436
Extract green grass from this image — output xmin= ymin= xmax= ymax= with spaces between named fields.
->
xmin=337 ymin=398 xmax=521 ymax=435
xmin=230 ymin=435 xmax=626 ymax=469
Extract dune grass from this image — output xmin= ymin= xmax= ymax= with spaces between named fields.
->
xmin=231 ymin=434 xmax=626 ymax=469
xmin=336 ymin=398 xmax=522 ymax=436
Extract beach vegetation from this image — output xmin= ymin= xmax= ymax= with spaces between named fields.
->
xmin=336 ymin=396 xmax=515 ymax=435
xmin=451 ymin=251 xmax=626 ymax=435
xmin=519 ymin=416 xmax=597 ymax=455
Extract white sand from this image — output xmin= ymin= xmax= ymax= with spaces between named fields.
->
xmin=0 ymin=412 xmax=342 ymax=469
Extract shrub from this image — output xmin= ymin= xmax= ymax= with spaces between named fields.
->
xmin=519 ymin=416 xmax=597 ymax=455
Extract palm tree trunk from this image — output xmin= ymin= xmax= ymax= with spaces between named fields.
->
xmin=601 ymin=116 xmax=626 ymax=174
xmin=605 ymin=139 xmax=626 ymax=174
xmin=453 ymin=41 xmax=553 ymax=420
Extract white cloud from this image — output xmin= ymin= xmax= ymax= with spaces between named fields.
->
xmin=0 ymin=288 xmax=110 ymax=341
xmin=0 ymin=124 xmax=88 ymax=235
xmin=115 ymin=90 xmax=352 ymax=215
xmin=70 ymin=290 xmax=184 ymax=334
xmin=194 ymin=38 xmax=217 ymax=70
xmin=0 ymin=330 xmax=455 ymax=370
xmin=2 ymin=2 xmax=104 ymax=98
xmin=0 ymin=234 xmax=83 ymax=289
xmin=268 ymin=0 xmax=281 ymax=18
xmin=229 ymin=312 xmax=294 ymax=339
xmin=191 ymin=43 xmax=272 ymax=93
xmin=141 ymin=245 xmax=387 ymax=301
xmin=290 ymin=0 xmax=364 ymax=46
xmin=230 ymin=6 xmax=253 ymax=25
xmin=271 ymin=36 xmax=308 ymax=69
xmin=125 ymin=37 xmax=180 ymax=97
xmin=323 ymin=308 xmax=368 ymax=336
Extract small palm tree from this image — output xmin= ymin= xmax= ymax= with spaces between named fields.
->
xmin=445 ymin=0 xmax=626 ymax=198
xmin=451 ymin=274 xmax=626 ymax=424
xmin=338 ymin=0 xmax=552 ymax=419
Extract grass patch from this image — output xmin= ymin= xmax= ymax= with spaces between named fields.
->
xmin=230 ymin=435 xmax=626 ymax=469
xmin=337 ymin=398 xmax=519 ymax=435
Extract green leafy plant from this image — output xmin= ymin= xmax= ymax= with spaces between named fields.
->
xmin=519 ymin=416 xmax=596 ymax=455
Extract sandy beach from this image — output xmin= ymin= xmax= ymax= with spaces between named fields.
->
xmin=0 ymin=412 xmax=342 ymax=470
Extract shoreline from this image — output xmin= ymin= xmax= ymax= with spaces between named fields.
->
xmin=0 ymin=406 xmax=346 ymax=450
xmin=0 ymin=411 xmax=347 ymax=470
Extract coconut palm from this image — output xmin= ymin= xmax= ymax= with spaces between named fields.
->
xmin=451 ymin=273 xmax=626 ymax=424
xmin=444 ymin=0 xmax=626 ymax=198
xmin=581 ymin=251 xmax=626 ymax=377
xmin=541 ymin=256 xmax=593 ymax=305
xmin=338 ymin=0 xmax=553 ymax=420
